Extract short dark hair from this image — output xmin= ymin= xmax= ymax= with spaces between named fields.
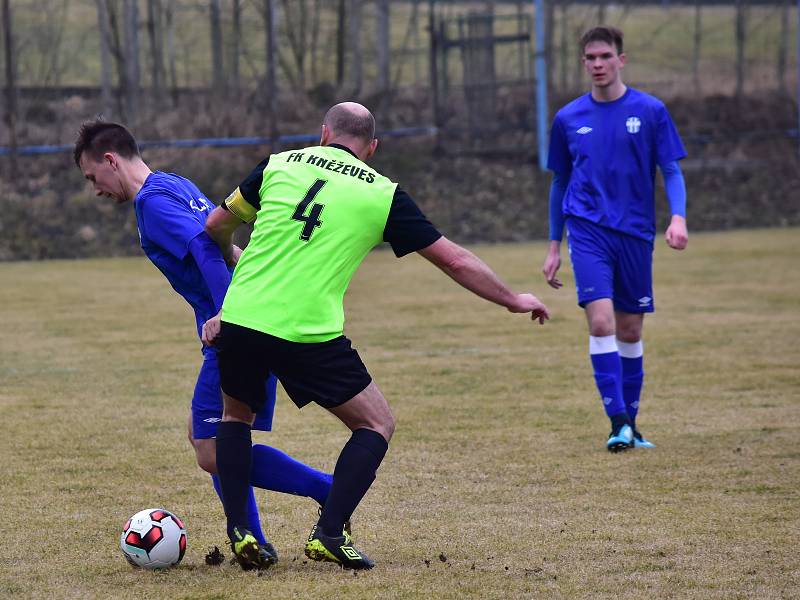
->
xmin=323 ymin=104 xmax=375 ymax=141
xmin=580 ymin=26 xmax=624 ymax=55
xmin=73 ymin=119 xmax=140 ymax=167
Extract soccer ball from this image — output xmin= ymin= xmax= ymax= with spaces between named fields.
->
xmin=120 ymin=508 xmax=187 ymax=569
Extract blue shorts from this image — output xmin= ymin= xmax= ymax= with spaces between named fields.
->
xmin=566 ymin=217 xmax=655 ymax=314
xmin=192 ymin=347 xmax=277 ymax=439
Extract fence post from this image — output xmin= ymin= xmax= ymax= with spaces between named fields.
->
xmin=734 ymin=0 xmax=746 ymax=102
xmin=2 ymin=0 xmax=18 ymax=178
xmin=534 ymin=0 xmax=548 ymax=171
xmin=429 ymin=0 xmax=441 ymax=140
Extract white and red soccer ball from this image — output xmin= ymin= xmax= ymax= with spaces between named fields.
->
xmin=120 ymin=508 xmax=187 ymax=569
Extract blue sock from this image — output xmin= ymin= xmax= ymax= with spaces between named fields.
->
xmin=250 ymin=444 xmax=333 ymax=506
xmin=618 ymin=340 xmax=644 ymax=431
xmin=589 ymin=335 xmax=628 ymax=424
xmin=212 ymin=474 xmax=267 ymax=545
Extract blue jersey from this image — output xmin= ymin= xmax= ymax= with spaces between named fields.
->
xmin=134 ymin=171 xmax=222 ymax=338
xmin=547 ymin=88 xmax=686 ymax=242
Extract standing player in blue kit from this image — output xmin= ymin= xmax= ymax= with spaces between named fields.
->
xmin=541 ymin=26 xmax=689 ymax=452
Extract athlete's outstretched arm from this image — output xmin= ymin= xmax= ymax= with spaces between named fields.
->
xmin=205 ymin=206 xmax=244 ymax=265
xmin=418 ymin=236 xmax=549 ymax=324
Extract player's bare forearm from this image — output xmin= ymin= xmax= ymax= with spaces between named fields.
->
xmin=418 ymin=237 xmax=550 ymax=323
xmin=420 ymin=237 xmax=511 ymax=305
xmin=447 ymin=249 xmax=516 ymax=307
xmin=205 ymin=206 xmax=242 ymax=264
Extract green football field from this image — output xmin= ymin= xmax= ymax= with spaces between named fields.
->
xmin=1 ymin=228 xmax=797 ymax=599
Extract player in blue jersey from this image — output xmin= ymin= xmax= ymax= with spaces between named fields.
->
xmin=541 ymin=26 xmax=688 ymax=452
xmin=74 ymin=120 xmax=336 ymax=566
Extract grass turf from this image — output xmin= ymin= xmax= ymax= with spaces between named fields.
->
xmin=0 ymin=228 xmax=797 ymax=598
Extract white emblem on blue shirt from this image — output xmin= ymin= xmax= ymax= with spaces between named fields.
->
xmin=576 ymin=126 xmax=593 ymax=135
xmin=626 ymin=117 xmax=642 ymax=134
xmin=190 ymin=197 xmax=211 ymax=212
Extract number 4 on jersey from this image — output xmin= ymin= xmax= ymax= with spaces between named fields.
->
xmin=292 ymin=179 xmax=326 ymax=241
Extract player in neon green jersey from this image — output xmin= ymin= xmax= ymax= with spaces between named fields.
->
xmin=202 ymin=102 xmax=550 ymax=570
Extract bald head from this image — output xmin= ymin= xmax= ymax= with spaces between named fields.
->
xmin=320 ymin=102 xmax=378 ymax=162
xmin=323 ymin=102 xmax=375 ymax=142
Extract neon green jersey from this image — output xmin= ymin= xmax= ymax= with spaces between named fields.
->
xmin=222 ymin=145 xmax=397 ymax=342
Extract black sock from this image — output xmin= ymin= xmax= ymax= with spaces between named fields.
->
xmin=216 ymin=421 xmax=253 ymax=540
xmin=318 ymin=428 xmax=388 ymax=537
xmin=610 ymin=412 xmax=631 ymax=434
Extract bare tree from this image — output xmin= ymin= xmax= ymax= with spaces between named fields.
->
xmin=544 ymin=0 xmax=555 ymax=95
xmin=348 ymin=0 xmax=363 ymax=96
xmin=310 ymin=0 xmax=322 ymax=86
xmin=573 ymin=21 xmax=583 ymax=91
xmin=263 ymin=0 xmax=279 ymax=151
xmin=692 ymin=0 xmax=702 ymax=96
xmin=376 ymin=0 xmax=390 ymax=94
xmin=559 ymin=1 xmax=568 ymax=93
xmin=210 ymin=0 xmax=224 ymax=91
xmin=165 ymin=0 xmax=178 ymax=105
xmin=24 ymin=0 xmax=71 ymax=88
xmin=146 ymin=0 xmax=165 ymax=106
xmin=777 ymin=0 xmax=790 ymax=93
xmin=2 ymin=0 xmax=18 ymax=176
xmin=94 ymin=0 xmax=114 ymax=117
xmin=106 ymin=0 xmax=127 ymax=113
xmin=411 ymin=0 xmax=421 ymax=85
xmin=391 ymin=0 xmax=422 ymax=89
xmin=336 ymin=0 xmax=346 ymax=88
xmin=230 ymin=0 xmax=242 ymax=92
xmin=734 ymin=0 xmax=746 ymax=101
xmin=123 ymin=0 xmax=140 ymax=121
xmin=279 ymin=0 xmax=310 ymax=91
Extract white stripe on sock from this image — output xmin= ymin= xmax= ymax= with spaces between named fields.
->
xmin=589 ymin=335 xmax=618 ymax=355
xmin=616 ymin=339 xmax=643 ymax=359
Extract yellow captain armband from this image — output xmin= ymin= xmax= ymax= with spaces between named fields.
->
xmin=223 ymin=188 xmax=258 ymax=224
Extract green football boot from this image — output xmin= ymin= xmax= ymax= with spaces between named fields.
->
xmin=304 ymin=524 xmax=374 ymax=570
xmin=229 ymin=527 xmax=277 ymax=571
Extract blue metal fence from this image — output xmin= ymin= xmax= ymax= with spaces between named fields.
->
xmin=0 ymin=126 xmax=438 ymax=157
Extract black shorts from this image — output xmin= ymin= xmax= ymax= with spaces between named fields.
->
xmin=216 ymin=321 xmax=372 ymax=411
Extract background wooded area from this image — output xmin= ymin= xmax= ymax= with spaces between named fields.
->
xmin=1 ymin=0 xmax=798 ymax=260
